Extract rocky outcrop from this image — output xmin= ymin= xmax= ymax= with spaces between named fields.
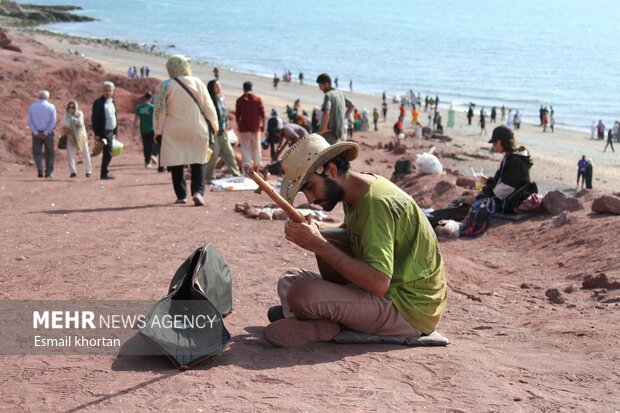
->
xmin=591 ymin=195 xmax=620 ymax=215
xmin=542 ymin=190 xmax=583 ymax=215
xmin=0 ymin=27 xmax=21 ymax=52
xmin=0 ymin=0 xmax=94 ymax=25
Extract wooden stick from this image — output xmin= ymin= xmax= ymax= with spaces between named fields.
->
xmin=243 ymin=163 xmax=305 ymax=223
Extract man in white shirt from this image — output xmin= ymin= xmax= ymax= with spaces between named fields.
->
xmin=27 ymin=90 xmax=57 ymax=178
xmin=91 ymin=81 xmax=117 ymax=179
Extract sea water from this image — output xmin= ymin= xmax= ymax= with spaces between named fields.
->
xmin=29 ymin=0 xmax=620 ymax=131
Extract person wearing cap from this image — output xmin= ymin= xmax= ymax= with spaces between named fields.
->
xmin=27 ymin=90 xmax=57 ymax=178
xmin=316 ymin=73 xmax=355 ymax=144
xmin=263 ymin=133 xmax=447 ymax=347
xmin=426 ymin=125 xmax=534 ymax=227
xmin=134 ymin=92 xmax=156 ymax=169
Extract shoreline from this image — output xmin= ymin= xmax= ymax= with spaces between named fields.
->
xmin=9 ymin=27 xmax=620 ymax=193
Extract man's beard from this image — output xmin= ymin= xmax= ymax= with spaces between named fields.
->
xmin=315 ymin=176 xmax=344 ymax=211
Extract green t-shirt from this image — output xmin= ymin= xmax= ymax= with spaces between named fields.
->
xmin=343 ymin=176 xmax=447 ymax=334
xmin=135 ymin=103 xmax=154 ymax=134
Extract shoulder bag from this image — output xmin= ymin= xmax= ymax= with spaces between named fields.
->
xmin=173 ymin=77 xmax=215 ymax=145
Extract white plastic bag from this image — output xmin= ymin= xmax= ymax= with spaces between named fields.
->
xmin=415 ymin=146 xmax=443 ymax=175
xmin=112 ymin=138 xmax=124 ymax=157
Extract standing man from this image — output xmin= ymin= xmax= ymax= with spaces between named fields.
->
xmin=134 ymin=92 xmax=156 ymax=169
xmin=27 ymin=90 xmax=57 ymax=178
xmin=263 ymin=134 xmax=447 ymax=347
xmin=235 ymin=81 xmax=265 ymax=168
xmin=92 ymin=81 xmax=117 ymax=180
xmin=316 ymin=73 xmax=354 ymax=145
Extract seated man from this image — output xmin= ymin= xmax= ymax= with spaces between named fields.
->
xmin=426 ymin=125 xmax=535 ymax=228
xmin=264 ymin=134 xmax=447 ymax=347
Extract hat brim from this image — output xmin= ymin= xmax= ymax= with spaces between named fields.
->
xmin=280 ymin=141 xmax=359 ymax=205
xmin=487 ymin=137 xmax=497 ymax=144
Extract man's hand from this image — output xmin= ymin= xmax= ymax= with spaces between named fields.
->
xmin=284 ymin=220 xmax=327 ymax=253
xmin=36 ymin=132 xmax=46 ymax=139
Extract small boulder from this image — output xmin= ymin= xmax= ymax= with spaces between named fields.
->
xmin=456 ymin=176 xmax=476 ymax=189
xmin=272 ymin=210 xmax=289 ymax=221
xmin=552 ymin=211 xmax=569 ymax=227
xmin=257 ymin=211 xmax=271 ymax=220
xmin=542 ymin=190 xmax=583 ymax=215
xmin=244 ymin=207 xmax=259 ymax=219
xmin=591 ymin=195 xmax=620 ymax=215
xmin=545 ymin=288 xmax=565 ymax=304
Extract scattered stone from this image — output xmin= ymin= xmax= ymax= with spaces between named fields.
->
xmin=272 ymin=210 xmax=288 ymax=221
xmin=456 ymin=176 xmax=476 ymax=189
xmin=591 ymin=195 xmax=620 ymax=215
xmin=582 ymin=273 xmax=620 ymax=290
xmin=564 ymin=285 xmax=576 ymax=294
xmin=552 ymin=211 xmax=569 ymax=227
xmin=602 ymin=297 xmax=620 ymax=304
xmin=434 ymin=180 xmax=455 ymax=196
xmin=244 ymin=207 xmax=259 ymax=219
xmin=234 ymin=203 xmax=248 ymax=213
xmin=520 ymin=283 xmax=530 ymax=289
xmin=257 ymin=211 xmax=271 ymax=220
xmin=542 ymin=190 xmax=583 ymax=215
xmin=545 ymin=288 xmax=565 ymax=304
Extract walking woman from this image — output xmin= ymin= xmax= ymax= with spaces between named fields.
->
xmin=205 ymin=79 xmax=241 ymax=181
xmin=60 ymin=101 xmax=92 ymax=178
xmin=154 ymin=55 xmax=218 ymax=206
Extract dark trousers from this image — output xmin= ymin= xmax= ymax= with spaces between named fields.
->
xmin=141 ymin=131 xmax=155 ymax=164
xmin=32 ymin=132 xmax=55 ymax=176
xmin=169 ymin=164 xmax=206 ymax=200
xmin=100 ymin=130 xmax=114 ymax=178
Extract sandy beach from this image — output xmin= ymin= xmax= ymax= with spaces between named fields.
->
xmin=28 ymin=29 xmax=620 ymax=194
xmin=1 ymin=28 xmax=619 ymax=412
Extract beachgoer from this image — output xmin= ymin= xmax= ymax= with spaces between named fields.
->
xmin=604 ymin=129 xmax=615 ymax=152
xmin=316 ymin=73 xmax=354 ymax=144
xmin=447 ymin=105 xmax=455 ymax=128
xmin=381 ymin=101 xmax=388 ymax=121
xmin=60 ymin=101 xmax=91 ymax=178
xmin=590 ymin=121 xmax=597 ymax=139
xmin=360 ymin=109 xmax=369 ymax=132
xmin=479 ymin=108 xmax=487 ymax=134
xmin=205 ymin=80 xmax=242 ymax=181
xmin=299 ymin=72 xmax=304 ymax=85
xmin=426 ymin=126 xmax=534 ymax=227
xmin=513 ymin=111 xmax=521 ymax=129
xmin=372 ymin=108 xmax=379 ymax=131
xmin=91 ymin=81 xmax=117 ymax=180
xmin=133 ymin=93 xmax=155 ymax=168
xmin=213 ymin=67 xmax=219 ymax=80
xmin=263 ymin=134 xmax=447 ymax=347
xmin=414 ymin=122 xmax=423 ymax=148
xmin=597 ymin=120 xmax=605 ymax=140
xmin=577 ymin=155 xmax=588 ymax=189
xmin=466 ymin=105 xmax=474 ymax=125
xmin=501 ymin=105 xmax=506 ymax=121
xmin=506 ymin=109 xmax=513 ymax=128
xmin=235 ymin=81 xmax=266 ymax=168
xmin=27 ymin=90 xmax=57 ymax=178
xmin=491 ymin=107 xmax=497 ymax=123
xmin=263 ymin=109 xmax=284 ymax=162
xmin=154 ymin=55 xmax=218 ymax=206
xmin=585 ymin=159 xmax=593 ymax=189
xmin=271 ymin=122 xmax=309 ymax=160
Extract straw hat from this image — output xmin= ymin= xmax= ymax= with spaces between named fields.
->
xmin=279 ymin=133 xmax=359 ymax=204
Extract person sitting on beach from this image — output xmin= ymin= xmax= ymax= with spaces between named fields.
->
xmin=60 ymin=101 xmax=91 ymax=178
xmin=427 ymin=125 xmax=535 ymax=227
xmin=263 ymin=134 xmax=447 ymax=347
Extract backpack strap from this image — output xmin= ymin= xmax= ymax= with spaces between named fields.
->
xmin=173 ymin=77 xmax=215 ymax=141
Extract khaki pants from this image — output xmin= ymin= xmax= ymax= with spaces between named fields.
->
xmin=205 ymin=130 xmax=241 ymax=180
xmin=277 ymin=268 xmax=421 ymax=338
